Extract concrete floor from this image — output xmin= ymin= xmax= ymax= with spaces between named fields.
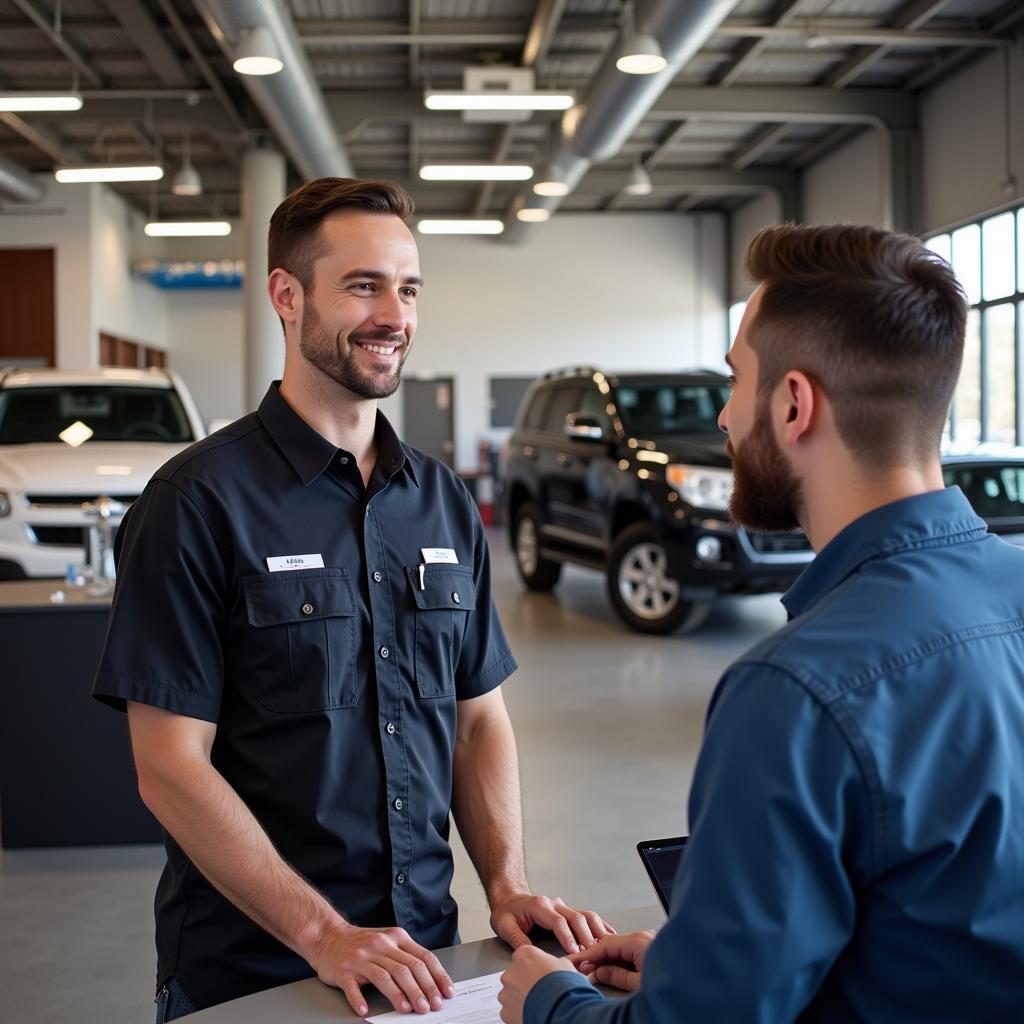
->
xmin=0 ymin=531 xmax=786 ymax=1022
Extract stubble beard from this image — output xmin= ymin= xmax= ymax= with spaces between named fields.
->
xmin=727 ymin=396 xmax=804 ymax=533
xmin=299 ymin=297 xmax=407 ymax=400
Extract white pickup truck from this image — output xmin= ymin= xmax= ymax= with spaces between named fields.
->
xmin=0 ymin=366 xmax=207 ymax=578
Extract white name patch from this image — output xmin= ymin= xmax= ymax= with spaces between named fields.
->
xmin=266 ymin=553 xmax=325 ymax=573
xmin=421 ymin=547 xmax=459 ymax=565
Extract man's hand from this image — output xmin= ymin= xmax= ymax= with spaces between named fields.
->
xmin=498 ymin=946 xmax=576 ymax=1024
xmin=308 ymin=924 xmax=456 ymax=1017
xmin=490 ymin=892 xmax=616 ymax=954
xmin=567 ymin=930 xmax=657 ymax=992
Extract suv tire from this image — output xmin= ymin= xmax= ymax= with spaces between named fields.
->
xmin=513 ymin=503 xmax=562 ymax=591
xmin=607 ymin=522 xmax=712 ymax=635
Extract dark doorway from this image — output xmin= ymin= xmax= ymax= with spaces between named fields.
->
xmin=402 ymin=376 xmax=456 ymax=467
xmin=0 ymin=248 xmax=56 ymax=366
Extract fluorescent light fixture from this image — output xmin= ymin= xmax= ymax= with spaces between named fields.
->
xmin=616 ymin=33 xmax=668 ymax=75
xmin=533 ymin=180 xmax=570 ymax=198
xmin=233 ymin=25 xmax=283 ymax=76
xmin=95 ymin=465 xmax=133 ymax=476
xmin=516 ymin=208 xmax=550 ymax=223
xmin=419 ymin=164 xmax=533 ymax=182
xmin=424 ymin=91 xmax=574 ymax=111
xmin=417 ymin=220 xmax=504 ymax=236
xmin=144 ymin=221 xmax=232 ymax=237
xmin=624 ymin=163 xmax=653 ymax=196
xmin=56 ymin=165 xmax=163 ymax=183
xmin=171 ymin=164 xmax=203 ymax=196
xmin=59 ymin=420 xmax=93 ymax=448
xmin=0 ymin=91 xmax=82 ymax=112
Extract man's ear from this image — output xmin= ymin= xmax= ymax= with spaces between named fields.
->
xmin=777 ymin=370 xmax=816 ymax=447
xmin=268 ymin=268 xmax=302 ymax=327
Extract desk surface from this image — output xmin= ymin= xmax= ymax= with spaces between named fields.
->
xmin=0 ymin=578 xmax=112 ymax=611
xmin=189 ymin=906 xmax=661 ymax=1022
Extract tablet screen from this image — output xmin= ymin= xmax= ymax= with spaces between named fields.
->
xmin=637 ymin=836 xmax=689 ymax=913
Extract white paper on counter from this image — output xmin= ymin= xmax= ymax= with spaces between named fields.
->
xmin=366 ymin=971 xmax=503 ymax=1023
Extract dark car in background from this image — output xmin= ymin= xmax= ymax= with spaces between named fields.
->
xmin=498 ymin=367 xmax=814 ymax=634
xmin=942 ymin=450 xmax=1024 ymax=547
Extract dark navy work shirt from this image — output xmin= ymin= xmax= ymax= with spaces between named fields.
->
xmin=92 ymin=383 xmax=517 ymax=1011
xmin=528 ymin=487 xmax=1024 ymax=1023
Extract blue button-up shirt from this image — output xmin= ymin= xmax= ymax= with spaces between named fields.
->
xmin=528 ymin=487 xmax=1024 ymax=1023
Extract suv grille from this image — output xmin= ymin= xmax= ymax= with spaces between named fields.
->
xmin=25 ymin=493 xmax=138 ymax=508
xmin=30 ymin=526 xmax=87 ymax=547
xmin=748 ymin=531 xmax=812 ymax=554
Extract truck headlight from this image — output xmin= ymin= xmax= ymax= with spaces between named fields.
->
xmin=0 ymin=490 xmax=10 ymax=517
xmin=666 ymin=465 xmax=733 ymax=512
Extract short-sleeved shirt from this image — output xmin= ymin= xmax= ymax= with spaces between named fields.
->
xmin=93 ymin=382 xmax=517 ymax=1012
xmin=527 ymin=487 xmax=1024 ymax=1024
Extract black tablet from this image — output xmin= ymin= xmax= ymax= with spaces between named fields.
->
xmin=636 ymin=836 xmax=689 ymax=913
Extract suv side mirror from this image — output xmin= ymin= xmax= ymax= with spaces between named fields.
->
xmin=564 ymin=413 xmax=607 ymax=442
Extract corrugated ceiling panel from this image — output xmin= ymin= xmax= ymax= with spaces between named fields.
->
xmin=422 ymin=0 xmax=534 ymax=17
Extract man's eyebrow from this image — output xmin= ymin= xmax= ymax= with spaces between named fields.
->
xmin=339 ymin=269 xmax=424 ymax=287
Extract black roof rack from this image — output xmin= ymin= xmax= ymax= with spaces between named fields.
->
xmin=541 ymin=366 xmax=603 ymax=380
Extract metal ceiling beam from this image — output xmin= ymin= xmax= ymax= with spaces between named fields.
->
xmin=109 ymin=0 xmax=192 ymax=88
xmin=0 ymin=112 xmax=82 ymax=165
xmin=644 ymin=120 xmax=702 ymax=170
xmin=302 ymin=32 xmax=523 ymax=47
xmin=823 ymin=0 xmax=950 ymax=88
xmin=0 ymin=152 xmax=44 ymax=202
xmin=575 ymin=166 xmax=798 ymax=197
xmin=713 ymin=23 xmax=1013 ymax=48
xmin=9 ymin=0 xmax=104 ymax=86
xmin=789 ymin=124 xmax=863 ymax=170
xmin=731 ymin=123 xmax=790 ymax=170
xmin=713 ymin=0 xmax=803 ymax=87
xmin=26 ymin=96 xmax=239 ymax=136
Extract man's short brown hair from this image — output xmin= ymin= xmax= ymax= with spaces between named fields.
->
xmin=267 ymin=177 xmax=415 ymax=292
xmin=745 ymin=223 xmax=967 ymax=466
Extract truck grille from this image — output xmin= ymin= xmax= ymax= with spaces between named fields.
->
xmin=30 ymin=526 xmax=87 ymax=547
xmin=25 ymin=493 xmax=137 ymax=508
xmin=748 ymin=531 xmax=812 ymax=554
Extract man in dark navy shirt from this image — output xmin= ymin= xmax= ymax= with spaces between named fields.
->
xmin=499 ymin=225 xmax=1024 ymax=1023
xmin=93 ymin=178 xmax=610 ymax=1020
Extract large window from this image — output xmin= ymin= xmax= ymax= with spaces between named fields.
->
xmin=928 ymin=204 xmax=1024 ymax=447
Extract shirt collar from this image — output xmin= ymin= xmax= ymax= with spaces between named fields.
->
xmin=781 ymin=487 xmax=988 ymax=620
xmin=257 ymin=381 xmax=418 ymax=488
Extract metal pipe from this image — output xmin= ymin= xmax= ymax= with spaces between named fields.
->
xmin=0 ymin=152 xmax=44 ymax=203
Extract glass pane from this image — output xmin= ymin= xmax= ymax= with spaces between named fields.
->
xmin=925 ymin=233 xmax=951 ymax=265
xmin=954 ymin=309 xmax=981 ymax=445
xmin=982 ymin=212 xmax=1015 ymax=301
xmin=1019 ymin=209 xmax=1024 ymax=294
xmin=952 ymin=224 xmax=981 ymax=305
xmin=985 ymin=304 xmax=1017 ymax=444
xmin=728 ymin=300 xmax=747 ymax=344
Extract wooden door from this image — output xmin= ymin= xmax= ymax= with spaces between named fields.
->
xmin=0 ymin=248 xmax=56 ymax=366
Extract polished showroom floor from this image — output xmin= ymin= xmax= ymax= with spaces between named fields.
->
xmin=0 ymin=530 xmax=786 ymax=1023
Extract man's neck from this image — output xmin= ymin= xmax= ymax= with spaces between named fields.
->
xmin=800 ymin=459 xmax=946 ymax=553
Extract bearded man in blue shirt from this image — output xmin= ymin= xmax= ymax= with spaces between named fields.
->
xmin=499 ymin=224 xmax=1024 ymax=1023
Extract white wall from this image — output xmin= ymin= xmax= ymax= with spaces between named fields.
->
xmin=921 ymin=46 xmax=1024 ymax=234
xmin=729 ymin=191 xmax=783 ymax=302
xmin=0 ymin=176 xmax=94 ymax=366
xmin=409 ymin=213 xmax=727 ymax=470
xmin=802 ymin=128 xmax=885 ymax=228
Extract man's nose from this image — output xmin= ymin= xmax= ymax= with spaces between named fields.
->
xmin=372 ymin=290 xmax=406 ymax=332
xmin=718 ymin=401 xmax=730 ymax=435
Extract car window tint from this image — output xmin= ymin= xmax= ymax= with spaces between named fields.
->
xmin=524 ymin=387 xmax=555 ymax=430
xmin=546 ymin=386 xmax=585 ymax=434
xmin=616 ymin=384 xmax=729 ymax=436
xmin=944 ymin=465 xmax=1024 ymax=518
xmin=576 ymin=387 xmax=612 ymax=432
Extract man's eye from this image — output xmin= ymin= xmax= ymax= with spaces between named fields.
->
xmin=401 ymin=288 xmax=418 ymax=298
xmin=353 ymin=282 xmax=375 ymax=292
xmin=726 ymin=374 xmax=737 ymax=389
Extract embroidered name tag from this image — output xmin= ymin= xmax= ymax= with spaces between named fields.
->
xmin=266 ymin=553 xmax=325 ymax=572
xmin=421 ymin=547 xmax=459 ymax=565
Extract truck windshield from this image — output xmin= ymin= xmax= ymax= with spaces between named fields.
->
xmin=616 ymin=383 xmax=730 ymax=436
xmin=943 ymin=463 xmax=1024 ymax=519
xmin=0 ymin=386 xmax=194 ymax=445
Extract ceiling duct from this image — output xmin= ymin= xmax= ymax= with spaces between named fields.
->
xmin=192 ymin=0 xmax=353 ymax=180
xmin=506 ymin=0 xmax=741 ymax=241
xmin=0 ymin=153 xmax=44 ymax=203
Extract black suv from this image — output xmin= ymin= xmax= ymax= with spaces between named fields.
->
xmin=498 ymin=367 xmax=814 ymax=634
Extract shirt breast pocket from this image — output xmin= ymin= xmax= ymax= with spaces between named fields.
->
xmin=241 ymin=569 xmax=358 ymax=713
xmin=405 ymin=564 xmax=477 ymax=699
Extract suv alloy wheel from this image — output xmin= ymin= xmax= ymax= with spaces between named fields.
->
xmin=607 ymin=523 xmax=711 ymax=634
xmin=513 ymin=503 xmax=562 ymax=591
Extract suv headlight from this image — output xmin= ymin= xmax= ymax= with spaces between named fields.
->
xmin=666 ymin=465 xmax=733 ymax=512
xmin=0 ymin=490 xmax=10 ymax=517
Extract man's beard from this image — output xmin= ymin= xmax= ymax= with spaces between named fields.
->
xmin=299 ymin=298 xmax=407 ymax=400
xmin=727 ymin=396 xmax=803 ymax=533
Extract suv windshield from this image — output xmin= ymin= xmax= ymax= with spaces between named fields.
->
xmin=616 ymin=383 xmax=729 ymax=436
xmin=943 ymin=463 xmax=1024 ymax=519
xmin=0 ymin=386 xmax=194 ymax=445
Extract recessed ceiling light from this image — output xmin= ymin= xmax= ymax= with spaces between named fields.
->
xmin=516 ymin=208 xmax=551 ymax=223
xmin=0 ymin=92 xmax=83 ymax=112
xmin=144 ymin=221 xmax=232 ymax=237
xmin=419 ymin=165 xmax=533 ymax=181
xmin=417 ymin=220 xmax=505 ymax=236
xmin=233 ymin=25 xmax=283 ymax=76
xmin=424 ymin=91 xmax=574 ymax=111
xmin=533 ymin=180 xmax=570 ymax=197
xmin=55 ymin=165 xmax=164 ymax=183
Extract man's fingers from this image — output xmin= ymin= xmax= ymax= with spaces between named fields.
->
xmin=339 ymin=979 xmax=369 ymax=1017
xmin=397 ymin=940 xmax=456 ymax=998
xmin=397 ymin=952 xmax=446 ymax=1011
xmin=549 ymin=915 xmax=581 ymax=955
xmin=361 ymin=961 xmax=416 ymax=1014
xmin=562 ymin=909 xmax=596 ymax=949
xmin=584 ymin=911 xmax=615 ymax=940
xmin=497 ymin=916 xmax=533 ymax=950
xmin=593 ymin=964 xmax=641 ymax=992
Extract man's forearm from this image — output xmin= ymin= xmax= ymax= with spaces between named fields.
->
xmin=451 ymin=708 xmax=529 ymax=905
xmin=138 ymin=754 xmax=348 ymax=962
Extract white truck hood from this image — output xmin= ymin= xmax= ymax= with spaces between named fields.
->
xmin=0 ymin=442 xmax=189 ymax=496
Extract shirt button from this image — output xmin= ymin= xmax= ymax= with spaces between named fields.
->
xmin=380 ymin=646 xmax=390 ymax=659
xmin=395 ymin=873 xmax=406 ymax=885
xmin=385 ymin=722 xmax=396 ymax=735
xmin=301 ymin=602 xmax=314 ymax=615
xmin=373 ymin=571 xmax=383 ymax=583
xmin=452 ymin=592 xmax=460 ymax=604
xmin=394 ymin=798 xmax=403 ymax=811
xmin=339 ymin=455 xmax=349 ymax=465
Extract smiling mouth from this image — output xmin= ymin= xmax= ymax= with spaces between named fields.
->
xmin=354 ymin=340 xmax=402 ymax=357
